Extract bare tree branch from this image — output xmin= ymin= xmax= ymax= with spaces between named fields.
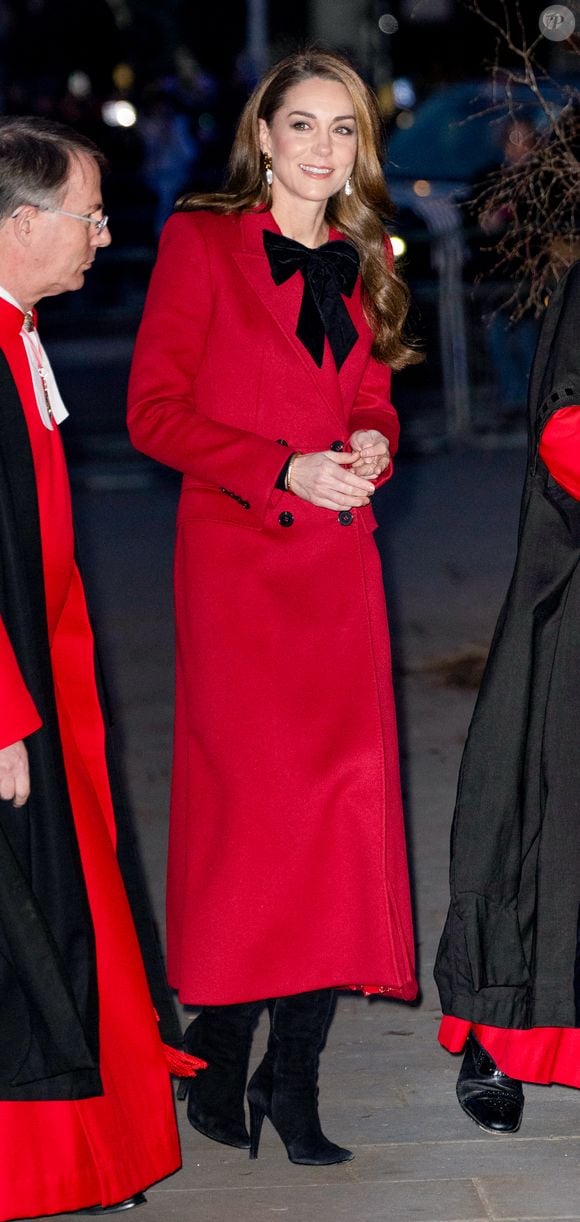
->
xmin=463 ymin=0 xmax=580 ymax=317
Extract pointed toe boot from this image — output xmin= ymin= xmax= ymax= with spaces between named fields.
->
xmin=180 ymin=1003 xmax=260 ymax=1148
xmin=247 ymin=990 xmax=353 ymax=1165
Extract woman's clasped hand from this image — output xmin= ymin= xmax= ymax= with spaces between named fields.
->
xmin=290 ymin=429 xmax=391 ymax=509
xmin=349 ymin=428 xmax=392 ymax=478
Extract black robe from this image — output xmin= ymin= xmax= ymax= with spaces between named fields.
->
xmin=0 ymin=352 xmax=101 ymax=1100
xmin=435 ymin=260 xmax=580 ymax=1029
xmin=0 ymin=352 xmax=181 ymax=1100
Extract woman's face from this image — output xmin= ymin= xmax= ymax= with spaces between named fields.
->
xmin=259 ymin=77 xmax=357 ymax=210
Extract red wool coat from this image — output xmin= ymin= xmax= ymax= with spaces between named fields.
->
xmin=128 ymin=208 xmax=417 ymax=1005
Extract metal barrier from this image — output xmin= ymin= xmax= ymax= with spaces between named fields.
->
xmin=391 ymin=188 xmax=534 ymax=448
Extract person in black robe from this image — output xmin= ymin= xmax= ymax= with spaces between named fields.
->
xmin=435 ymin=257 xmax=580 ymax=1131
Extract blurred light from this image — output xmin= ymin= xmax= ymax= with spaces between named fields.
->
xmin=393 ymin=77 xmax=416 ymax=109
xmin=176 ymin=46 xmax=197 ymax=82
xmin=68 ymin=71 xmax=91 ymax=99
xmin=396 ymin=110 xmax=415 ymax=129
xmin=107 ymin=0 xmax=132 ymax=29
xmin=377 ymin=82 xmax=395 ymax=117
xmin=378 ymin=13 xmax=399 ymax=33
xmin=112 ymin=63 xmax=134 ymax=92
xmin=102 ymin=100 xmax=137 ymax=128
xmin=413 ymin=179 xmax=432 ymax=197
xmin=390 ymin=235 xmax=407 ymax=259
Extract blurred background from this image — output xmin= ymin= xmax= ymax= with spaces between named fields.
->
xmin=6 ymin=0 xmax=579 ymax=464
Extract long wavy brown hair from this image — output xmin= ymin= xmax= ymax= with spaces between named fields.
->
xmin=177 ymin=49 xmax=419 ymax=369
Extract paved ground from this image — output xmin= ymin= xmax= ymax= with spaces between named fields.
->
xmin=45 ymin=445 xmax=579 ymax=1222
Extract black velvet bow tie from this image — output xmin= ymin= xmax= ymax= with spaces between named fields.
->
xmin=263 ymin=229 xmax=360 ymax=370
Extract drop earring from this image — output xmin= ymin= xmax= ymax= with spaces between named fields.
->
xmin=344 ymin=176 xmax=353 ymax=197
xmin=263 ymin=152 xmax=273 ymax=187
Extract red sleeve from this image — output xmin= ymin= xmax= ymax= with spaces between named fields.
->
xmin=538 ymin=405 xmax=580 ymax=500
xmin=348 ymin=357 xmax=399 ymax=487
xmin=127 ymin=213 xmax=297 ymax=530
xmin=0 ymin=616 xmax=42 ymax=749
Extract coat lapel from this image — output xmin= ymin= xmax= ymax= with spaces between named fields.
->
xmin=235 ymin=211 xmax=351 ymax=429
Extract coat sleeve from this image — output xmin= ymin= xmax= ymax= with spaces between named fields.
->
xmin=127 ymin=213 xmax=294 ymax=529
xmin=347 ymin=237 xmax=400 ymax=488
xmin=539 ymin=406 xmax=580 ymax=500
xmin=348 ymin=355 xmax=399 ymax=487
xmin=0 ymin=615 xmax=42 ymax=749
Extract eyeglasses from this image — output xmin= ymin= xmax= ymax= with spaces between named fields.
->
xmin=42 ymin=207 xmax=109 ymax=234
xmin=10 ymin=201 xmax=109 ymax=232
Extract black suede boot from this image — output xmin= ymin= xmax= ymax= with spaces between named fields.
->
xmin=247 ymin=990 xmax=353 ymax=1165
xmin=180 ymin=1003 xmax=261 ymax=1147
xmin=456 ymin=1033 xmax=524 ymax=1133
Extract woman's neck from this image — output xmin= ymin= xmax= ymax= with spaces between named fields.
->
xmin=270 ymin=198 xmax=329 ymax=249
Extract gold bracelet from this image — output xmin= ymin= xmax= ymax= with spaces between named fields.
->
xmin=285 ymin=451 xmax=302 ymax=495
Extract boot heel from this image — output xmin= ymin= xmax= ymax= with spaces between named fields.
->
xmin=260 ymin=991 xmax=353 ymax=1165
xmin=176 ymin=1078 xmax=189 ymax=1102
xmin=248 ymin=1099 xmax=266 ymax=1160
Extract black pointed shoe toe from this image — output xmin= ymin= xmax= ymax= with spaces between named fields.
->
xmin=456 ymin=1034 xmax=524 ymax=1134
xmin=76 ymin=1194 xmax=147 ymax=1214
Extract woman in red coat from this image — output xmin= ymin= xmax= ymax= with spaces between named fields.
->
xmin=128 ymin=48 xmax=418 ymax=1166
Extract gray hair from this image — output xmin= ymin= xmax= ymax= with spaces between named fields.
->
xmin=0 ymin=116 xmax=107 ymax=221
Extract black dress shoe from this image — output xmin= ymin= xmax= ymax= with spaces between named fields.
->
xmin=76 ymin=1194 xmax=146 ymax=1214
xmin=456 ymin=1034 xmax=524 ymax=1133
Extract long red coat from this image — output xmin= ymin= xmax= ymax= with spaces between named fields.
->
xmin=128 ymin=208 xmax=417 ymax=1005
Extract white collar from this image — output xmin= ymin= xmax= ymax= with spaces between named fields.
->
xmin=0 ymin=283 xmax=68 ymax=430
xmin=0 ymin=284 xmax=27 ymax=313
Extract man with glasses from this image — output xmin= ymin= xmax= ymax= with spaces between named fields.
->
xmin=0 ymin=117 xmax=184 ymax=1218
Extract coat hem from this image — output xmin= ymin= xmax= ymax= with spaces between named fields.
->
xmin=343 ymin=979 xmax=419 ymax=1001
xmin=172 ymin=974 xmax=419 ymax=1005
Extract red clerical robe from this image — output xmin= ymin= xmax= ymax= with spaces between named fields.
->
xmin=439 ymin=405 xmax=580 ymax=1089
xmin=0 ymin=296 xmax=180 ymax=1219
